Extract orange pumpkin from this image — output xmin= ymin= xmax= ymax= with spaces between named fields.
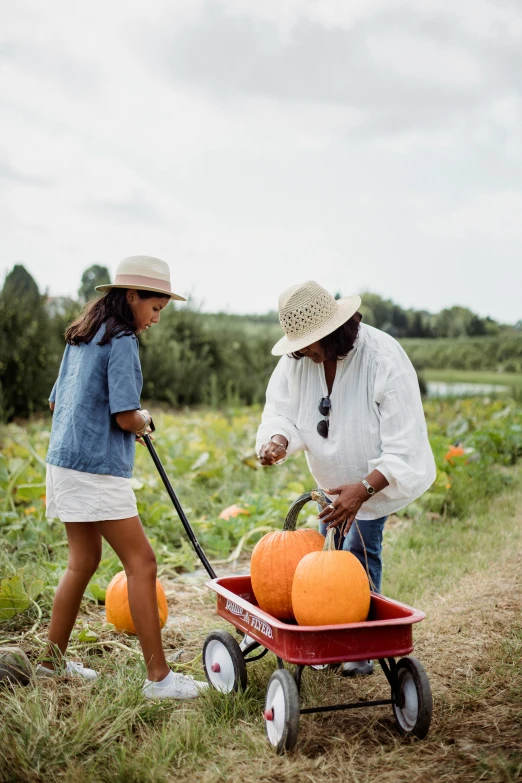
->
xmin=444 ymin=445 xmax=465 ymax=465
xmin=291 ymin=528 xmax=371 ymax=626
xmin=250 ymin=495 xmax=325 ymax=620
xmin=251 ymin=528 xmax=324 ymax=620
xmin=105 ymin=571 xmax=168 ymax=634
xmin=219 ymin=504 xmax=250 ymax=520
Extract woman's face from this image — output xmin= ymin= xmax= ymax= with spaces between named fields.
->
xmin=299 ymin=340 xmax=326 ymax=363
xmin=126 ymin=291 xmax=169 ymax=333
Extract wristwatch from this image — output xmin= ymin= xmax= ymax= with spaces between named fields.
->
xmin=361 ymin=479 xmax=375 ymax=496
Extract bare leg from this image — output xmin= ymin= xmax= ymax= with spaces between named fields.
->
xmin=96 ymin=516 xmax=169 ymax=682
xmin=43 ymin=523 xmax=102 ymax=669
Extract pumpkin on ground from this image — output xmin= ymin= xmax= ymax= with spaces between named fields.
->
xmin=444 ymin=445 xmax=466 ymax=465
xmin=0 ymin=646 xmax=32 ymax=685
xmin=105 ymin=571 xmax=168 ymax=634
xmin=291 ymin=528 xmax=371 ymax=626
xmin=250 ymin=494 xmax=324 ymax=621
xmin=219 ymin=504 xmax=250 ymax=520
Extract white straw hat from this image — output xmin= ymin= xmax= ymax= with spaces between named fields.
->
xmin=96 ymin=256 xmax=186 ymax=301
xmin=271 ymin=280 xmax=361 ymax=356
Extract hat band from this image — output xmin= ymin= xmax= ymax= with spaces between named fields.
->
xmin=113 ymin=273 xmax=171 ymax=292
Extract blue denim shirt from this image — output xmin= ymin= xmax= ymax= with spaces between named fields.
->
xmin=47 ymin=324 xmax=143 ymax=478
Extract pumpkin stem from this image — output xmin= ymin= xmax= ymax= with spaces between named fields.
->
xmin=283 ymin=492 xmax=312 ymax=530
xmin=283 ymin=490 xmax=330 ymax=531
xmin=323 ymin=527 xmax=337 ymax=551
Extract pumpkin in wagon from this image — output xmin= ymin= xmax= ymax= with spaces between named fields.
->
xmin=105 ymin=571 xmax=168 ymax=634
xmin=250 ymin=497 xmax=324 ymax=621
xmin=291 ymin=528 xmax=371 ymax=625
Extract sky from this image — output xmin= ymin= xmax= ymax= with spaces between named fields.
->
xmin=1 ymin=0 xmax=522 ymax=323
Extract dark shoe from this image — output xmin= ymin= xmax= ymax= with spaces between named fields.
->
xmin=340 ymin=660 xmax=374 ymax=677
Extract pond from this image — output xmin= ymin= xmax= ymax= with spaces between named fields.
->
xmin=427 ymin=381 xmax=510 ymax=398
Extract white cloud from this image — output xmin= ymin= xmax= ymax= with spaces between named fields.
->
xmin=365 ymin=33 xmax=481 ymax=90
xmin=420 ymin=192 xmax=522 ymax=241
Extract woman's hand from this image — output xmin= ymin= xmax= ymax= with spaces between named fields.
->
xmin=258 ymin=437 xmax=288 ymax=466
xmin=318 ymin=483 xmax=368 ymax=536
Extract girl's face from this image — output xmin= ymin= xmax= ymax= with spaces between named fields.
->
xmin=126 ymin=291 xmax=169 ymax=333
xmin=299 ymin=340 xmax=326 ymax=363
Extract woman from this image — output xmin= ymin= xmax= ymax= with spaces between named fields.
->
xmin=256 ymin=280 xmax=436 ymax=675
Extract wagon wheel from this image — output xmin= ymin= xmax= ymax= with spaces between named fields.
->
xmin=264 ymin=669 xmax=300 ymax=754
xmin=392 ymin=657 xmax=433 ymax=739
xmin=203 ymin=630 xmax=247 ymax=693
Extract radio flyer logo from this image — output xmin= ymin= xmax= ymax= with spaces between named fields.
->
xmin=225 ymin=599 xmax=273 ymax=639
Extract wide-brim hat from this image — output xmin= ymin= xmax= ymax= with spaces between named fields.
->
xmin=96 ymin=255 xmax=186 ymax=301
xmin=272 ymin=280 xmax=361 ymax=356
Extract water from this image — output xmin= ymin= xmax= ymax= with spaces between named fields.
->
xmin=427 ymin=381 xmax=510 ymax=398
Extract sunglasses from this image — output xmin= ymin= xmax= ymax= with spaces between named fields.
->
xmin=317 ymin=396 xmax=331 ymax=438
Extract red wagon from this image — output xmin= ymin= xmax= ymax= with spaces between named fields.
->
xmin=203 ymin=575 xmax=432 ymax=753
xmin=201 ymin=492 xmax=433 ymax=753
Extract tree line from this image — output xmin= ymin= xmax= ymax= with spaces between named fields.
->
xmin=0 ymin=264 xmax=519 ymax=421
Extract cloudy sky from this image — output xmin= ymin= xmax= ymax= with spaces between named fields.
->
xmin=1 ymin=0 xmax=521 ymax=322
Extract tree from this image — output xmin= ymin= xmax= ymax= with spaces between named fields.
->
xmin=467 ymin=315 xmax=488 ymax=337
xmin=78 ymin=264 xmax=110 ymax=303
xmin=2 ymin=264 xmax=40 ymax=302
xmin=0 ymin=265 xmax=57 ymax=420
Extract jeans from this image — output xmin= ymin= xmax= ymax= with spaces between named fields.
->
xmin=319 ymin=515 xmax=388 ymax=593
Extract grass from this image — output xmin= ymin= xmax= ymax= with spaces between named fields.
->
xmin=382 ymin=465 xmax=522 ymax=606
xmin=1 ymin=465 xmax=522 ymax=781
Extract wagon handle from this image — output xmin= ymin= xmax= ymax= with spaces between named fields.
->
xmin=283 ymin=490 xmax=330 ymax=530
xmin=142 ymin=433 xmax=217 ymax=580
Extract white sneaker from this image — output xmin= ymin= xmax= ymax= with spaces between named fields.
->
xmin=36 ymin=661 xmax=98 ymax=681
xmin=143 ymin=670 xmax=209 ymax=700
xmin=340 ymin=660 xmax=374 ymax=677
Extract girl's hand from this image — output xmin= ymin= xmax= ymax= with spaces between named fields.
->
xmin=318 ymin=483 xmax=368 ymax=537
xmin=136 ymin=409 xmax=153 ymax=446
xmin=258 ymin=438 xmax=288 ymax=466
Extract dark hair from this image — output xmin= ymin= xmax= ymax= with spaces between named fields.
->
xmin=291 ymin=312 xmax=362 ymax=361
xmin=65 ymin=288 xmax=170 ymax=346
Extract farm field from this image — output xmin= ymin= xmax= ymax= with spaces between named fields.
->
xmin=1 ymin=398 xmax=522 ymax=782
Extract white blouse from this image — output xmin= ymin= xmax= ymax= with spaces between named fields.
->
xmin=256 ymin=324 xmax=436 ymax=520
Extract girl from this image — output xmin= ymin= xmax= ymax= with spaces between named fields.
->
xmin=39 ymin=255 xmax=208 ymax=700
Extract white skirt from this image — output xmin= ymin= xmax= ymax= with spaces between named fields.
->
xmin=46 ymin=464 xmax=138 ymax=522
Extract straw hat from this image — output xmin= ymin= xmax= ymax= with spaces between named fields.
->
xmin=271 ymin=280 xmax=361 ymax=356
xmin=96 ymin=256 xmax=186 ymax=301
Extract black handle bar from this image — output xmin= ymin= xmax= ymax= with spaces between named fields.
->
xmin=142 ymin=434 xmax=217 ymax=579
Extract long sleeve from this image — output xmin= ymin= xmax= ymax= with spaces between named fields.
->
xmin=367 ymin=360 xmax=436 ymax=499
xmin=256 ymin=357 xmax=305 ymax=456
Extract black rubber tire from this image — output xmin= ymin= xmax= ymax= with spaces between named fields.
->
xmin=264 ymin=668 xmax=300 ymax=754
xmin=392 ymin=656 xmax=433 ymax=739
xmin=202 ymin=630 xmax=247 ymax=693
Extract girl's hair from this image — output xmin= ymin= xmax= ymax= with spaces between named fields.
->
xmin=291 ymin=312 xmax=362 ymax=362
xmin=65 ymin=289 xmax=171 ymax=346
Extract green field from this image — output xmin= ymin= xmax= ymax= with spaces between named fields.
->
xmin=1 ymin=397 xmax=522 ymax=781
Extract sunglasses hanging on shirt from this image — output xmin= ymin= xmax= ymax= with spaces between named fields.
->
xmin=317 ymin=396 xmax=331 ymax=439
